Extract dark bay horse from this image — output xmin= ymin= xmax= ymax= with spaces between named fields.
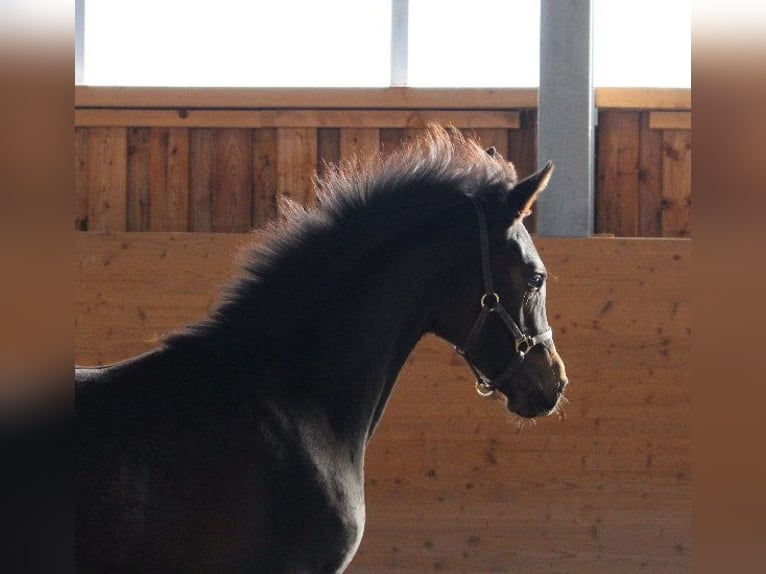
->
xmin=76 ymin=126 xmax=568 ymax=572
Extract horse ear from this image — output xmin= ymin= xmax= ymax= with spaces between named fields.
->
xmin=509 ymin=161 xmax=554 ymax=218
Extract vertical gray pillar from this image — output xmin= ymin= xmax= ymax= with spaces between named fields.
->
xmin=537 ymin=0 xmax=595 ymax=237
xmin=390 ymin=0 xmax=409 ymax=86
xmin=75 ymin=0 xmax=85 ymax=84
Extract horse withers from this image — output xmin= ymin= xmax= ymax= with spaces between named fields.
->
xmin=76 ymin=126 xmax=567 ymax=572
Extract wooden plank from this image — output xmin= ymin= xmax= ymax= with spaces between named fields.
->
xmin=596 ymin=111 xmax=641 ymax=236
xmin=189 ymin=129 xmax=215 ymax=232
xmin=596 ymin=88 xmax=691 ymax=110
xmin=86 ymin=127 xmax=127 ymax=231
xmin=649 ymin=111 xmax=692 ymax=130
xmin=75 ymin=86 xmax=539 ymax=110
xmin=166 ymin=128 xmax=190 ymax=231
xmin=317 ymin=128 xmax=341 ymax=167
xmin=212 ymin=129 xmax=253 ymax=232
xmin=470 ymin=128 xmax=509 ymax=159
xmin=252 ymin=128 xmax=279 ymax=228
xmin=75 ymin=232 xmax=690 ymax=572
xmin=126 ymin=127 xmax=151 ymax=231
xmin=316 ymin=128 xmax=341 ymax=194
xmin=638 ymin=111 xmax=664 ymax=237
xmin=276 ymin=128 xmax=318 ymax=210
xmin=340 ymin=128 xmax=380 ymax=162
xmin=75 ymin=232 xmax=247 ymax=365
xmin=75 ymin=108 xmax=521 ymax=129
xmin=507 ymin=110 xmax=538 ymax=232
xmin=379 ymin=128 xmax=407 ymax=157
xmin=147 ymin=128 xmax=190 ymax=231
xmin=661 ymin=130 xmax=692 ymax=237
xmin=76 ymin=86 xmax=691 ymax=112
xmin=74 ymin=128 xmax=89 ymax=230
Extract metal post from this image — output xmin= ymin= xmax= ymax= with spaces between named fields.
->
xmin=537 ymin=0 xmax=595 ymax=237
xmin=390 ymin=0 xmax=408 ymax=86
xmin=75 ymin=0 xmax=85 ymax=84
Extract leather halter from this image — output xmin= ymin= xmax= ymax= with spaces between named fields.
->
xmin=454 ymin=197 xmax=553 ymax=397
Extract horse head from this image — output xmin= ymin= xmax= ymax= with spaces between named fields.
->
xmin=431 ymin=155 xmax=568 ymax=420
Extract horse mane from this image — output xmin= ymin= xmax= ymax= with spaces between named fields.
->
xmin=166 ymin=125 xmax=518 ymax=349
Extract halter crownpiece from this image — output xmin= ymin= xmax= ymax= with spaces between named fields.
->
xmin=455 ymin=196 xmax=553 ymax=397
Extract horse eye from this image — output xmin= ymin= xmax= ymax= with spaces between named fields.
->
xmin=528 ymin=273 xmax=545 ymax=290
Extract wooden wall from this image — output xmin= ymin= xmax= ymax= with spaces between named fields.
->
xmin=75 ymin=87 xmax=691 ymax=571
xmin=596 ymin=110 xmax=691 ymax=237
xmin=75 ymin=232 xmax=690 ymax=572
xmin=75 ymin=87 xmax=690 ymax=237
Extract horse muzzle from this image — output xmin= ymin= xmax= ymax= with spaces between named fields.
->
xmin=497 ymin=346 xmax=568 ymax=418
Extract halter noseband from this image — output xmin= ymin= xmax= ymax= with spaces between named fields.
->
xmin=454 ymin=197 xmax=553 ymax=397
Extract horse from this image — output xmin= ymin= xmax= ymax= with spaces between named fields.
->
xmin=76 ymin=126 xmax=568 ymax=573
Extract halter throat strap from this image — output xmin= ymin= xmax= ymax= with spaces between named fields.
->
xmin=455 ymin=197 xmax=553 ymax=396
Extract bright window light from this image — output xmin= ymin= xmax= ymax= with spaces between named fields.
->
xmin=594 ymin=0 xmax=691 ymax=87
xmin=408 ymin=0 xmax=540 ymax=88
xmin=82 ymin=0 xmax=690 ymax=88
xmin=83 ymin=0 xmax=391 ymax=87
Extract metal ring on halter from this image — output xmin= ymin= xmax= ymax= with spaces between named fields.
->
xmin=515 ymin=336 xmax=533 ymax=356
xmin=475 ymin=380 xmax=495 ymax=397
xmin=480 ymin=292 xmax=500 ymax=308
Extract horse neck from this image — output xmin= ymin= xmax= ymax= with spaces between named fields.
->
xmin=252 ymin=211 xmax=471 ymax=447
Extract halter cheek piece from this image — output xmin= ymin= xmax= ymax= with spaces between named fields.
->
xmin=454 ymin=197 xmax=553 ymax=397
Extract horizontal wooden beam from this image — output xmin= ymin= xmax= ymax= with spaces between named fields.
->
xmin=75 ymin=87 xmax=539 ymax=110
xmin=596 ymin=88 xmax=691 ymax=110
xmin=75 ymin=87 xmax=692 ymax=112
xmin=649 ymin=111 xmax=692 ymax=130
xmin=75 ymin=109 xmax=521 ymax=129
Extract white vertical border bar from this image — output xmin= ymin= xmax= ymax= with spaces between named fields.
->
xmin=537 ymin=0 xmax=595 ymax=237
xmin=75 ymin=0 xmax=85 ymax=84
xmin=390 ymin=0 xmax=409 ymax=86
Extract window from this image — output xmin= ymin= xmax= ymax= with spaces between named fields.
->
xmin=408 ymin=0 xmax=540 ymax=87
xmin=80 ymin=0 xmax=690 ymax=88
xmin=594 ymin=0 xmax=690 ymax=88
xmin=83 ymin=0 xmax=391 ymax=87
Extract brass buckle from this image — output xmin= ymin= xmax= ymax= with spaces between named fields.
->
xmin=515 ymin=336 xmax=532 ymax=356
xmin=475 ymin=379 xmax=495 ymax=398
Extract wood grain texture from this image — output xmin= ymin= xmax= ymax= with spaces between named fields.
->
xmin=276 ymin=128 xmax=318 ymax=210
xmin=596 ymin=88 xmax=691 ymax=110
xmin=252 ymin=128 xmax=279 ymax=228
xmin=147 ymin=128 xmax=190 ymax=232
xmin=471 ymin=128 xmax=509 ymax=159
xmin=75 ymin=232 xmax=690 ymax=573
xmin=379 ymin=128 xmax=407 ymax=157
xmin=189 ymin=129 xmax=215 ymax=232
xmin=596 ymin=111 xmax=641 ymax=236
xmin=638 ymin=112 xmax=664 ymax=237
xmin=661 ymin=130 xmax=692 ymax=237
xmin=74 ymin=128 xmax=89 ymax=230
xmin=507 ymin=110 xmax=538 ymax=233
xmin=649 ymin=111 xmax=692 ymax=130
xmin=86 ymin=127 xmax=127 ymax=231
xmin=126 ymin=128 xmax=151 ymax=231
xmin=212 ymin=129 xmax=253 ymax=232
xmin=75 ymin=109 xmax=521 ymax=129
xmin=73 ymin=104 xmax=690 ymax=238
xmin=76 ymin=86 xmax=689 ymax=112
xmin=75 ymin=86 xmax=540 ymax=110
xmin=340 ymin=128 xmax=381 ymax=162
